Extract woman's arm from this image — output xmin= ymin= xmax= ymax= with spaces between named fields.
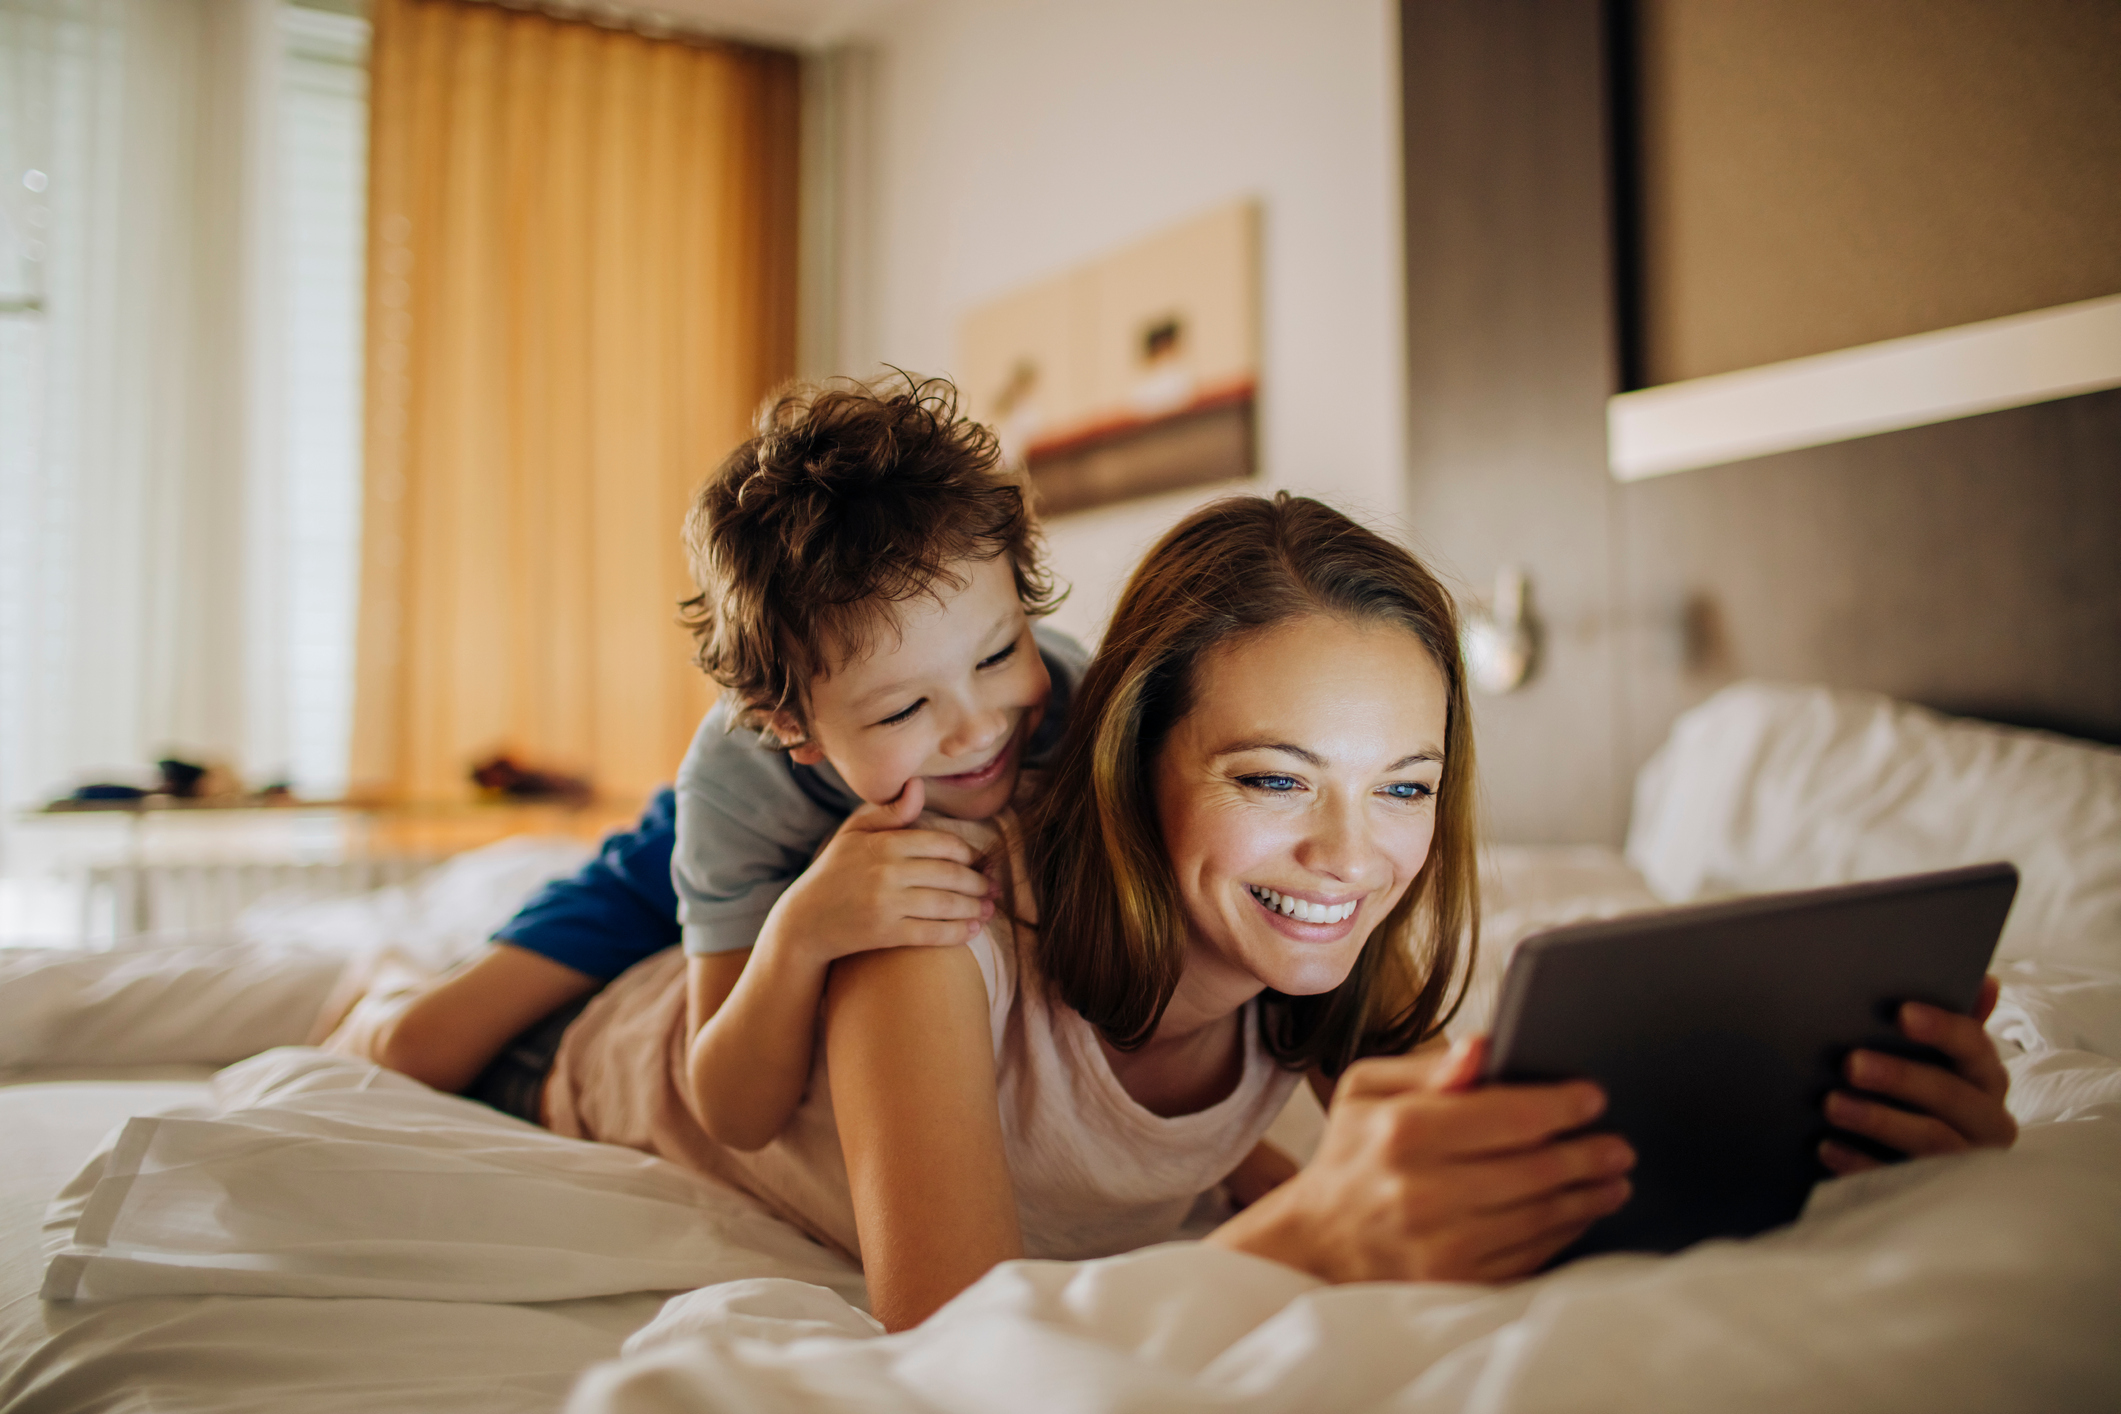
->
xmin=824 ymin=944 xmax=1022 ymax=1332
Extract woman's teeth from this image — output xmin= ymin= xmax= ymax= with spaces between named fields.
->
xmin=1248 ymin=886 xmax=1357 ymax=925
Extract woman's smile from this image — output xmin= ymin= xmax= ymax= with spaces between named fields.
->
xmin=1246 ymin=884 xmax=1362 ymax=933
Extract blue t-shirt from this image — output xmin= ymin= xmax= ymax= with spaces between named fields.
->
xmin=495 ymin=623 xmax=1089 ymax=980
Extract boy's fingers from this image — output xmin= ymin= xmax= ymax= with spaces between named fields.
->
xmin=892 ymin=858 xmax=992 ymax=897
xmin=842 ymin=779 xmax=927 ymax=834
xmin=879 ymin=828 xmax=979 ymax=866
xmin=898 ymin=918 xmax=984 ymax=948
xmin=899 ymin=887 xmax=994 ymax=922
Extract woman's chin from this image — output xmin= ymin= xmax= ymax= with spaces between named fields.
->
xmin=1244 ymin=940 xmax=1369 ymax=998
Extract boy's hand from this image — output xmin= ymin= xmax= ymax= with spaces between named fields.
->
xmin=1819 ymin=974 xmax=2017 ymax=1175
xmin=761 ymin=779 xmax=996 ymax=965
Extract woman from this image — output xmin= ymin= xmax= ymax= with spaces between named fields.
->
xmin=540 ymin=494 xmax=2015 ymax=1330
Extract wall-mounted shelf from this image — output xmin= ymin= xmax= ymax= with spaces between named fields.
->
xmin=1608 ymin=292 xmax=2121 ymax=481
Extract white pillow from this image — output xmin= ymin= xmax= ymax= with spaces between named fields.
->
xmin=1625 ymin=682 xmax=2121 ymax=970
xmin=0 ymin=940 xmax=345 ymax=1068
xmin=0 ymin=834 xmax=597 ymax=1070
xmin=236 ymin=834 xmax=594 ymax=973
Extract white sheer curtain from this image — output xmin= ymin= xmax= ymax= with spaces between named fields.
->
xmin=0 ymin=0 xmax=367 ymax=841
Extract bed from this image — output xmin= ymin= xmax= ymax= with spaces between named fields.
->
xmin=3 ymin=680 xmax=2117 ymax=1413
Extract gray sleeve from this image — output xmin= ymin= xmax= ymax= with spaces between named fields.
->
xmin=672 ymin=701 xmax=850 ymax=955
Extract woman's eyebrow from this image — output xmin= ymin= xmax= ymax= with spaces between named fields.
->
xmin=1214 ymin=740 xmax=1325 ymax=766
xmin=1214 ymin=741 xmax=1442 ymax=771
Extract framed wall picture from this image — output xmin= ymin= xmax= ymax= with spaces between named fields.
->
xmin=958 ymin=200 xmax=1259 ymax=515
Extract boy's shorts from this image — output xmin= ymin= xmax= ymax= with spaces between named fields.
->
xmin=463 ymin=992 xmax=597 ymax=1123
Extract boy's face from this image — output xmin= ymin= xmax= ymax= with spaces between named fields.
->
xmin=782 ymin=554 xmax=1052 ymax=820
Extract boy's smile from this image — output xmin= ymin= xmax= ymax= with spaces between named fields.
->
xmin=779 ymin=553 xmax=1051 ymax=821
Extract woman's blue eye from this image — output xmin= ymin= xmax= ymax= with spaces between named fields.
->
xmin=875 ymin=699 xmax=925 ymax=727
xmin=1240 ymin=774 xmax=1302 ymax=793
xmin=1382 ymin=781 xmax=1434 ymax=801
xmin=978 ymin=641 xmax=1018 ymax=670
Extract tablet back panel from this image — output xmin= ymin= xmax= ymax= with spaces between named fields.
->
xmin=1484 ymin=862 xmax=2017 ymax=1258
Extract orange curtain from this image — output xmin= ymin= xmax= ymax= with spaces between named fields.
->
xmin=351 ymin=0 xmax=798 ymax=804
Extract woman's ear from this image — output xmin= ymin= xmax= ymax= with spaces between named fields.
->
xmin=767 ymin=710 xmax=828 ymax=765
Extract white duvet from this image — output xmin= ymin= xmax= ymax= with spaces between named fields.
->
xmin=8 ymin=681 xmax=2121 ymax=1413
xmin=27 ymin=1011 xmax=2121 ymax=1414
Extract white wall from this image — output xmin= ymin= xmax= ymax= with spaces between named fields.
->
xmin=842 ymin=0 xmax=1406 ymax=646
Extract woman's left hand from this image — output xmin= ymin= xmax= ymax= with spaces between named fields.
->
xmin=1820 ymin=974 xmax=2017 ymax=1175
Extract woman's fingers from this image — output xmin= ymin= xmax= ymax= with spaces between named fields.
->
xmin=1824 ymin=1088 xmax=1970 ymax=1158
xmin=1460 ymin=1176 xmax=1632 ymax=1282
xmin=1847 ymin=1046 xmax=2011 ymax=1139
xmin=1338 ymin=1050 xmax=1453 ymax=1099
xmin=1375 ymin=1081 xmax=1606 ymax=1163
xmin=1818 ymin=1137 xmax=1886 ymax=1177
xmin=1897 ymin=1000 xmax=2010 ymax=1098
xmin=1457 ymin=1132 xmax=1636 ymax=1213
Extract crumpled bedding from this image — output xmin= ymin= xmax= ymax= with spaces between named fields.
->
xmin=14 ymin=681 xmax=2121 ymax=1413
xmin=576 ymin=1117 xmax=2121 ymax=1414
xmin=32 ymin=972 xmax=2121 ymax=1413
xmin=39 ymin=1049 xmax=864 ymax=1310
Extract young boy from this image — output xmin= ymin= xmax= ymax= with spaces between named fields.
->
xmin=327 ymin=374 xmax=1085 ymax=1149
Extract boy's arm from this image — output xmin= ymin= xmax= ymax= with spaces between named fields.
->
xmin=681 ymin=780 xmax=995 ymax=1150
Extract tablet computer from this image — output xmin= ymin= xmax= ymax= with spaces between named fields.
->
xmin=1483 ymin=861 xmax=2017 ymax=1260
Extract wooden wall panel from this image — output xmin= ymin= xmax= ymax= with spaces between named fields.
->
xmin=1633 ymin=0 xmax=2121 ymax=385
xmin=1401 ymin=0 xmax=1625 ymax=845
xmin=1401 ymin=0 xmax=2121 ymax=845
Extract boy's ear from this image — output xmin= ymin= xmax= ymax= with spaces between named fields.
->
xmin=766 ymin=710 xmax=827 ymax=766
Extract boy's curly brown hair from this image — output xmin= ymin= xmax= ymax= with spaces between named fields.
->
xmin=680 ymin=373 xmax=1062 ymax=744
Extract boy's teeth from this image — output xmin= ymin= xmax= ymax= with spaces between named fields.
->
xmin=1248 ymin=886 xmax=1355 ymax=924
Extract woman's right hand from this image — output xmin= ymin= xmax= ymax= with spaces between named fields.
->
xmin=1205 ymin=1038 xmax=1634 ymax=1284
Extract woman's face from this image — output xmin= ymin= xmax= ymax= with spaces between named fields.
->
xmin=1152 ymin=613 xmax=1449 ymax=1005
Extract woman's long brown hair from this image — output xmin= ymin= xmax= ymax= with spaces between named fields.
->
xmin=1022 ymin=493 xmax=1478 ymax=1076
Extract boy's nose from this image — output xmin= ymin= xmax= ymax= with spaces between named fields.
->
xmin=943 ymin=704 xmax=1011 ymax=761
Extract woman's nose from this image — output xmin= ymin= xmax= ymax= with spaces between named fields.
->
xmin=1293 ymin=797 xmax=1378 ymax=885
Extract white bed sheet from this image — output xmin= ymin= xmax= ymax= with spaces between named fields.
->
xmin=0 ymin=1074 xmax=673 ymax=1414
xmin=5 ymin=683 xmax=2119 ymax=1413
